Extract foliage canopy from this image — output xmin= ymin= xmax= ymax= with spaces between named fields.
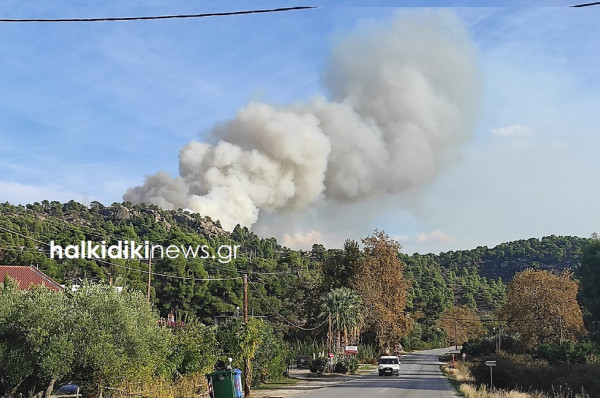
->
xmin=354 ymin=230 xmax=411 ymax=350
xmin=498 ymin=269 xmax=585 ymax=349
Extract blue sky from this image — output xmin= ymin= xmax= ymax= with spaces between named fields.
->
xmin=1 ymin=1 xmax=599 ymax=254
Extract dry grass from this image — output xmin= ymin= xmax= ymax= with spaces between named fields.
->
xmin=441 ymin=362 xmax=474 ymax=383
xmin=443 ymin=360 xmax=587 ymax=398
xmin=460 ymin=384 xmax=544 ymax=398
xmin=108 ymin=374 xmax=209 ymax=398
xmin=458 ymin=381 xmax=589 ymax=398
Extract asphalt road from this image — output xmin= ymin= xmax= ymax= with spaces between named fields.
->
xmin=295 ymin=348 xmax=459 ymax=398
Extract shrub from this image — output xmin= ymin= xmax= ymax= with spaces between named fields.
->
xmin=345 ymin=357 xmax=359 ymax=374
xmin=471 ymin=352 xmax=600 ymax=397
xmin=309 ymin=358 xmax=327 ymax=375
xmin=334 ymin=361 xmax=348 ymax=374
xmin=252 ymin=325 xmax=290 ymax=385
xmin=356 ymin=344 xmax=378 ymax=364
xmin=463 ymin=338 xmax=496 ymax=357
xmin=536 ymin=341 xmax=600 ymax=365
xmin=168 ymin=320 xmax=218 ymax=377
xmin=215 ymin=319 xmax=288 ymax=387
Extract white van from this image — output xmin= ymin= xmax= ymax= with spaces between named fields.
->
xmin=378 ymin=355 xmax=401 ymax=376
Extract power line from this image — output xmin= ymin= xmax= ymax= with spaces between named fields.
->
xmin=249 ymin=280 xmax=328 ymax=331
xmin=0 ymin=224 xmax=243 ymax=282
xmin=94 ymin=257 xmax=244 ymax=282
xmin=572 ymin=2 xmax=600 ymax=6
xmin=3 ymin=211 xmax=306 ymax=276
xmin=0 ymin=6 xmax=316 ymax=23
xmin=1 ymin=213 xmax=302 ymax=276
xmin=0 ymin=220 xmax=301 ymax=280
xmin=0 ymin=225 xmax=48 ymax=247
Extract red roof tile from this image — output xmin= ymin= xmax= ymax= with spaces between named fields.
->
xmin=0 ymin=265 xmax=63 ymax=292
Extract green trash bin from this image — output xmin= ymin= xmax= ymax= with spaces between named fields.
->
xmin=206 ymin=369 xmax=243 ymax=398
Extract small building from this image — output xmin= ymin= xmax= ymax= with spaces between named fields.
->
xmin=0 ymin=265 xmax=63 ymax=292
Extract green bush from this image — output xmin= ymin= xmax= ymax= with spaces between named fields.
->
xmin=215 ymin=319 xmax=289 ymax=387
xmin=344 ymin=357 xmax=359 ymax=374
xmin=356 ymin=344 xmax=378 ymax=364
xmin=462 ymin=337 xmax=496 ymax=356
xmin=462 ymin=335 xmax=527 ymax=357
xmin=471 ymin=352 xmax=600 ymax=397
xmin=252 ymin=325 xmax=290 ymax=385
xmin=334 ymin=361 xmax=348 ymax=374
xmin=168 ymin=320 xmax=218 ymax=377
xmin=332 ymin=357 xmax=358 ymax=374
xmin=537 ymin=341 xmax=600 ymax=365
xmin=309 ymin=358 xmax=327 ymax=374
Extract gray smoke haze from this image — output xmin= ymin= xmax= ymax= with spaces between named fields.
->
xmin=124 ymin=11 xmax=480 ymax=232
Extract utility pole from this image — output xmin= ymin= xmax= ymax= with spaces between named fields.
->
xmin=494 ymin=327 xmax=498 ymax=351
xmin=328 ymin=312 xmax=332 ymax=374
xmin=147 ymin=257 xmax=152 ymax=301
xmin=496 ymin=325 xmax=500 ymax=351
xmin=243 ymin=274 xmax=248 ymax=323
xmin=498 ymin=324 xmax=502 ymax=351
xmin=243 ymin=274 xmax=250 ymax=398
xmin=454 ymin=319 xmax=458 ymax=351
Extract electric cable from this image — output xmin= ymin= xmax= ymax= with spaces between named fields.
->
xmin=0 ymin=7 xmax=316 ymax=23
xmin=0 ymin=224 xmax=243 ymax=281
xmin=249 ymin=279 xmax=328 ymax=331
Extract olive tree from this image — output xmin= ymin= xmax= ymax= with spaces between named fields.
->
xmin=0 ymin=283 xmax=173 ymax=397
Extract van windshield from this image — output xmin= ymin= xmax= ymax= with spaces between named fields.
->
xmin=379 ymin=358 xmax=399 ymax=364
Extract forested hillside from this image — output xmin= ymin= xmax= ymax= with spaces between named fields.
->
xmin=0 ymin=200 xmax=590 ymax=345
xmin=438 ymin=235 xmax=588 ymax=282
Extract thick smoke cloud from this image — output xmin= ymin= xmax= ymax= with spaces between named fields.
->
xmin=124 ymin=11 xmax=480 ymax=232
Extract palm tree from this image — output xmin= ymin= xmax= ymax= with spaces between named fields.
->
xmin=320 ymin=287 xmax=364 ymax=353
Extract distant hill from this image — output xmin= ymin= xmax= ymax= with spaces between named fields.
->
xmin=437 ymin=235 xmax=588 ymax=282
xmin=399 ymin=235 xmax=589 ymax=322
xmin=0 ymin=200 xmax=591 ymax=331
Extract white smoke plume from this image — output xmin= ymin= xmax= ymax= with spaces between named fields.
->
xmin=124 ymin=11 xmax=480 ymax=232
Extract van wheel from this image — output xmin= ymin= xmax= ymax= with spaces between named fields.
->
xmin=378 ymin=371 xmax=383 ymax=376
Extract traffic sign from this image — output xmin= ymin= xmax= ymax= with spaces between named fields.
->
xmin=328 ymin=352 xmax=334 ymax=358
xmin=485 ymin=361 xmax=496 ymax=367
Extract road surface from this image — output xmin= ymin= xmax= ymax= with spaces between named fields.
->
xmin=294 ymin=348 xmax=458 ymax=398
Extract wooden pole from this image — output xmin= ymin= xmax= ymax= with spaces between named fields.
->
xmin=243 ymin=274 xmax=250 ymax=398
xmin=454 ymin=319 xmax=458 ymax=350
xmin=147 ymin=256 xmax=152 ymax=301
xmin=328 ymin=312 xmax=332 ymax=373
xmin=243 ymin=274 xmax=248 ymax=323
xmin=497 ymin=325 xmax=501 ymax=351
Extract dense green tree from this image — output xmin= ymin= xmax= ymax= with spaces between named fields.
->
xmin=0 ymin=284 xmax=172 ymax=397
xmin=321 ymin=240 xmax=362 ymax=289
xmin=0 ymin=284 xmax=72 ymax=397
xmin=168 ymin=319 xmax=219 ymax=377
xmin=577 ymin=238 xmax=600 ymax=332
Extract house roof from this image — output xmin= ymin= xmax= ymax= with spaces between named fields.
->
xmin=0 ymin=265 xmax=63 ymax=292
